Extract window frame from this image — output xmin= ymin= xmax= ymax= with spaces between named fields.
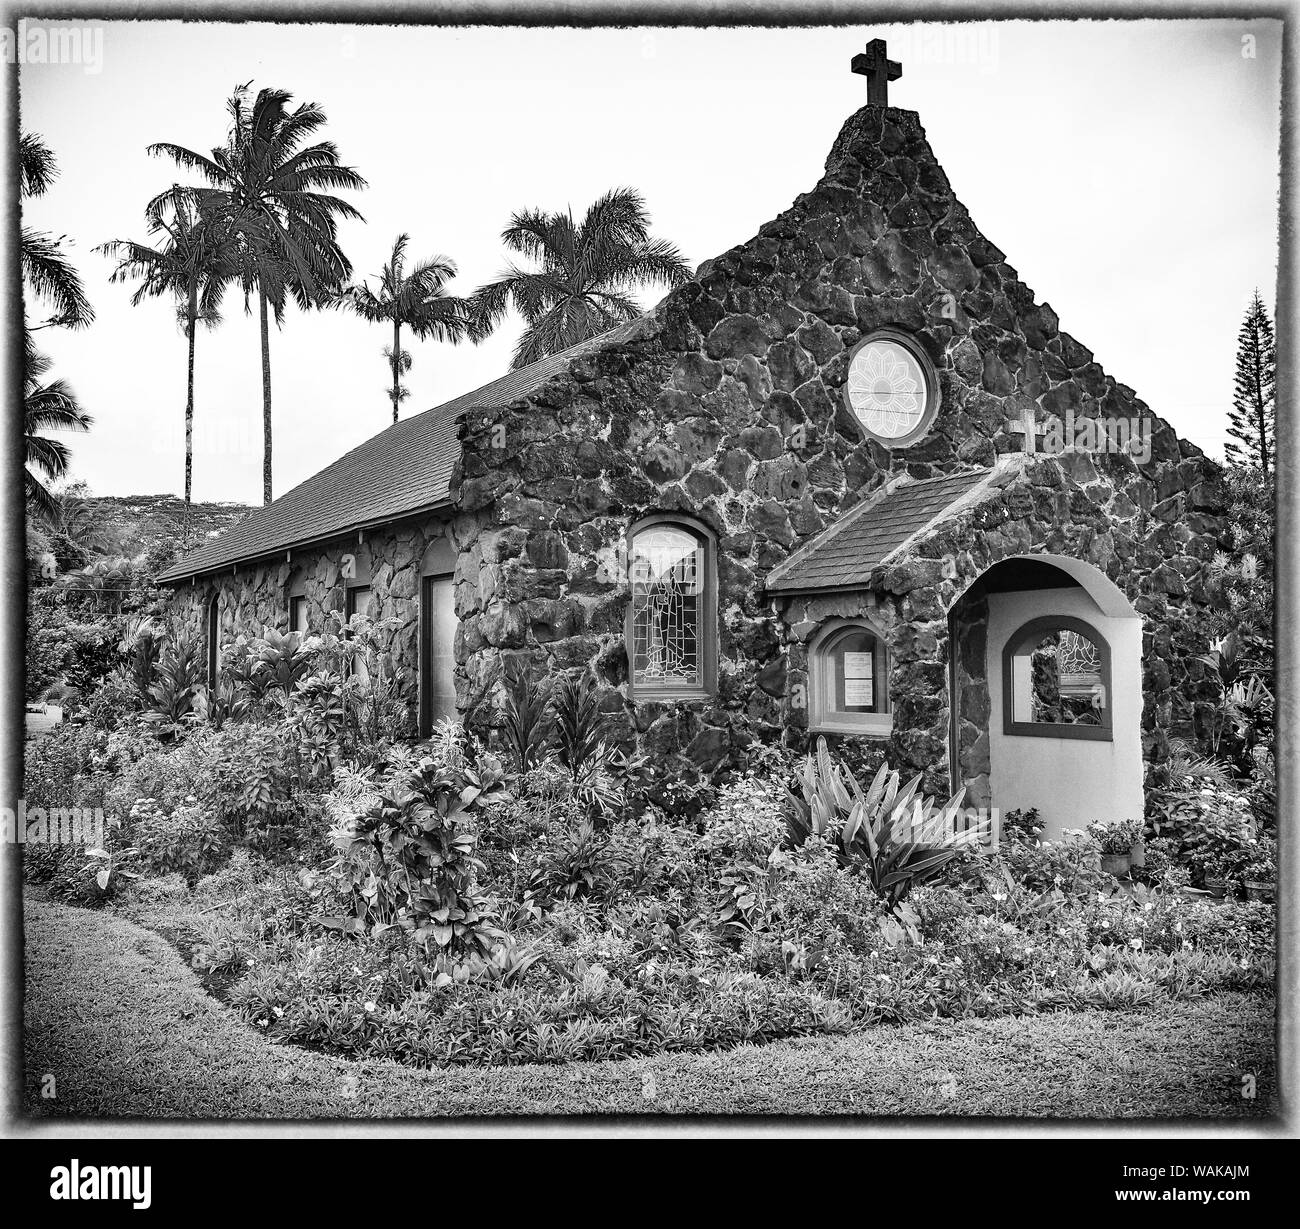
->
xmin=808 ymin=617 xmax=893 ymax=736
xmin=841 ymin=329 xmax=940 ymax=450
xmin=1001 ymin=614 xmax=1113 ymax=742
xmin=343 ymin=584 xmax=373 ymax=682
xmin=288 ymin=594 xmax=308 ymax=634
xmin=419 ymin=570 xmax=457 ymax=737
xmin=625 ymin=514 xmax=718 ymax=702
xmin=345 ymin=583 xmax=372 ymax=623
xmin=205 ymin=594 xmax=221 ymax=686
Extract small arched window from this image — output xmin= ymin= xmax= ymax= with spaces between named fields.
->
xmin=809 ymin=619 xmax=892 ymax=735
xmin=1002 ymin=616 xmax=1112 ymax=741
xmin=626 ymin=517 xmax=716 ymax=699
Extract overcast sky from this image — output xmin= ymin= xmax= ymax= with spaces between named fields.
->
xmin=20 ymin=17 xmax=1282 ymax=506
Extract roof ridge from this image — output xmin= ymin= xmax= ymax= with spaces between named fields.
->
xmin=158 ymin=318 xmax=652 ymax=583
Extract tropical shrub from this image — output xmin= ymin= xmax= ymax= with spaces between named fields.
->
xmin=1196 ymin=629 xmax=1274 ymax=767
xmin=550 ymin=673 xmax=605 ymax=776
xmin=143 ymin=638 xmax=204 ymax=737
xmin=1184 ymin=800 xmax=1256 ymax=887
xmin=36 ymin=816 xmax=140 ymax=905
xmin=695 ymin=765 xmax=787 ymax=867
xmin=1130 ymin=835 xmax=1190 ymax=892
xmin=321 ymin=752 xmax=510 ymax=958
xmin=1241 ymin=834 xmax=1277 ymax=885
xmin=1000 ymin=806 xmax=1044 ymax=845
xmin=642 ymin=768 xmax=718 ymax=823
xmin=760 ymin=842 xmax=894 ymax=959
xmin=997 ymin=829 xmax=1106 ymax=896
xmin=785 ymin=738 xmax=982 ymax=906
xmin=23 ymin=721 xmax=113 ymax=814
xmin=1244 ymin=743 xmax=1276 ymax=830
xmin=129 ymin=796 xmax=228 ymax=881
xmin=205 ymin=723 xmax=306 ymax=847
xmin=498 ymin=665 xmax=552 ymax=774
xmin=527 ymin=820 xmax=627 ymax=906
xmin=25 ymin=597 xmax=74 ymax=701
xmin=29 ymin=607 xmax=128 ymax=711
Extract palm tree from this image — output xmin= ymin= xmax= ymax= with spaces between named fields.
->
xmin=470 ymin=187 xmax=691 ymax=369
xmin=48 ymin=483 xmax=112 ymax=571
xmin=149 ymin=84 xmax=366 ymax=503
xmin=97 ymin=186 xmax=235 ymax=506
xmin=25 ymin=335 xmax=92 ymax=525
xmin=337 ymin=233 xmax=484 ymax=424
xmin=20 ymin=133 xmax=94 ymax=332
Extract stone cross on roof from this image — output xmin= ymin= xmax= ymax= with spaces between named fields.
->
xmin=851 ymin=38 xmax=902 ymax=106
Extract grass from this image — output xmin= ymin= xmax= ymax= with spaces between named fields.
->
xmin=22 ymin=895 xmax=1278 ymax=1120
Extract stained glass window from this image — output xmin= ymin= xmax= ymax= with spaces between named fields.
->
xmin=845 ymin=336 xmax=935 ymax=444
xmin=1012 ymin=629 xmax=1104 ymax=726
xmin=1003 ymin=617 xmax=1112 ymax=741
xmin=630 ymin=525 xmax=705 ymax=691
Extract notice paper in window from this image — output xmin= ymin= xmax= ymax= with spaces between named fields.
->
xmin=842 ymin=650 xmax=873 ymax=707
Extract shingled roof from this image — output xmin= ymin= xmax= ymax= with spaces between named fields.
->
xmin=765 ymin=467 xmax=998 ymax=593
xmin=158 ymin=322 xmax=641 ymax=583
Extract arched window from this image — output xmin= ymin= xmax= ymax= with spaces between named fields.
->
xmin=626 ymin=517 xmax=716 ymax=698
xmin=1002 ymin=615 xmax=1112 ymax=741
xmin=809 ymin=619 xmax=892 ymax=735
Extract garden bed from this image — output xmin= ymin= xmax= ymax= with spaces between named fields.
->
xmin=23 ymin=895 xmax=1278 ymax=1119
xmin=21 ymin=620 xmax=1278 ymax=1095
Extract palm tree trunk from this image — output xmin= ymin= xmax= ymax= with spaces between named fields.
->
xmin=259 ymin=286 xmax=273 ymax=504
xmin=392 ymin=317 xmax=401 ymax=424
xmin=185 ymin=280 xmax=197 ymax=519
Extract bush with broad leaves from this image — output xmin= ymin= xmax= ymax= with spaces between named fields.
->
xmin=320 ymin=752 xmax=512 ymax=959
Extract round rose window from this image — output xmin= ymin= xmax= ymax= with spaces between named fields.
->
xmin=844 ymin=335 xmax=936 ymax=446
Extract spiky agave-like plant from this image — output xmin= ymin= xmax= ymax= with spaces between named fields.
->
xmin=785 ymin=737 xmax=983 ymax=907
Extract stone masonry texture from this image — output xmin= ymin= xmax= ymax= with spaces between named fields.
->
xmin=169 ymin=105 xmax=1228 ymax=802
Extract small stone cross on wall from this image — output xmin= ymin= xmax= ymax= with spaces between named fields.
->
xmin=1009 ymin=404 xmax=1048 ymax=454
xmin=851 ymin=38 xmax=902 ymax=106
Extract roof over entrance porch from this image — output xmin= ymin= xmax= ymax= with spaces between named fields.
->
xmin=765 ymin=458 xmax=1025 ymax=596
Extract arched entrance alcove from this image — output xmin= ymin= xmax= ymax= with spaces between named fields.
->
xmin=946 ymin=554 xmax=1143 ymax=839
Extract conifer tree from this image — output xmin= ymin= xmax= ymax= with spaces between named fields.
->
xmin=1225 ymin=290 xmax=1276 ymax=475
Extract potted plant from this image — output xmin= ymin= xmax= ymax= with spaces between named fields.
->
xmin=1242 ymin=835 xmax=1277 ymax=902
xmin=1201 ymin=851 xmax=1230 ymax=898
xmin=1088 ymin=819 xmax=1144 ymax=877
xmin=1130 ymin=831 xmax=1147 ymax=868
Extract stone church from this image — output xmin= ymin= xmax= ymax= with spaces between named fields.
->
xmin=161 ymin=44 xmax=1226 ymax=837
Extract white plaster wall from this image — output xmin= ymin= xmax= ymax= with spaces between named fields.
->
xmin=986 ymin=586 xmax=1144 ymax=839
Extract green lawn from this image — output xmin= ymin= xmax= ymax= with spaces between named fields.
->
xmin=22 ymin=895 xmax=1277 ymax=1120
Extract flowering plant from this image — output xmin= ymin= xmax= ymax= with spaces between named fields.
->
xmin=1185 ymin=806 xmax=1254 ymax=882
xmin=1241 ymin=835 xmax=1277 ymax=883
xmin=1086 ymin=818 xmax=1143 ymax=854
